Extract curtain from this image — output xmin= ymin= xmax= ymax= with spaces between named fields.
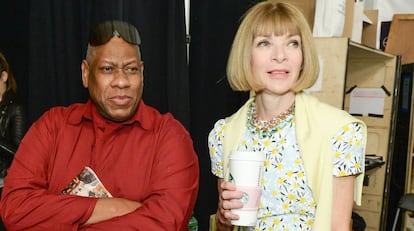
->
xmin=189 ymin=1 xmax=252 ymax=229
xmin=0 ymin=0 xmax=30 ymax=128
xmin=25 ymin=0 xmax=189 ymax=129
xmin=0 ymin=0 xmax=255 ymax=230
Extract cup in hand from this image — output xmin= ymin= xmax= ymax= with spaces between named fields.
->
xmin=228 ymin=151 xmax=265 ymax=227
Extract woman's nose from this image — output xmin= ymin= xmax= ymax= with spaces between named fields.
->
xmin=271 ymin=47 xmax=287 ymax=63
xmin=272 ymin=56 xmax=287 ymax=63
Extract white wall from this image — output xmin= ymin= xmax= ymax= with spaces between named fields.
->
xmin=365 ymin=0 xmax=414 ymax=21
xmin=365 ymin=0 xmax=414 ymax=49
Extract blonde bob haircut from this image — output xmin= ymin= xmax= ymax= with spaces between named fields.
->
xmin=226 ymin=0 xmax=319 ymax=92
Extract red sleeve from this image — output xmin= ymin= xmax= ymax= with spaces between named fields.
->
xmin=0 ymin=108 xmax=97 ymax=231
xmin=84 ymin=118 xmax=200 ymax=231
xmin=0 ymin=108 xmax=199 ymax=231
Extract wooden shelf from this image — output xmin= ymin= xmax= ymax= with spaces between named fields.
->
xmin=312 ymin=37 xmax=399 ymax=231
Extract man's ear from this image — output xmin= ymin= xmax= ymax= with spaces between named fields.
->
xmin=81 ymin=60 xmax=89 ymax=88
xmin=1 ymin=71 xmax=8 ymax=83
xmin=141 ymin=62 xmax=144 ymax=80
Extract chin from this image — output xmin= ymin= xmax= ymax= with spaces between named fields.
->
xmin=99 ymin=103 xmax=138 ymax=122
xmin=103 ymin=110 xmax=134 ymax=122
xmin=113 ymin=112 xmax=135 ymax=121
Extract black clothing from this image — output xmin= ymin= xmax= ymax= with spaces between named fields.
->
xmin=0 ymin=91 xmax=25 ymax=178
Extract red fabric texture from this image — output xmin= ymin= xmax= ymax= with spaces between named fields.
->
xmin=0 ymin=100 xmax=199 ymax=231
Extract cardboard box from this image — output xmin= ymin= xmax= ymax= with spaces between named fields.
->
xmin=385 ymin=14 xmax=414 ymax=65
xmin=288 ymin=0 xmax=316 ymax=31
xmin=342 ymin=0 xmax=378 ymax=48
xmin=342 ymin=0 xmax=361 ymax=41
xmin=362 ymin=10 xmax=378 ymax=49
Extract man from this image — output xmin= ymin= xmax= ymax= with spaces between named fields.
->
xmin=0 ymin=20 xmax=199 ymax=231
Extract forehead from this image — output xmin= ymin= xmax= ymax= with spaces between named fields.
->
xmin=90 ymin=37 xmax=141 ymax=63
xmin=254 ymin=16 xmax=300 ymax=37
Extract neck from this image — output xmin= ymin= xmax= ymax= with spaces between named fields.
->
xmin=0 ymin=90 xmax=7 ymax=103
xmin=254 ymin=92 xmax=295 ymax=121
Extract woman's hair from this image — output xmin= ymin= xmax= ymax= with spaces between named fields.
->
xmin=0 ymin=52 xmax=17 ymax=94
xmin=226 ymin=0 xmax=319 ymax=92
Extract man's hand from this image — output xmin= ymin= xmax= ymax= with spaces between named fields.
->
xmin=84 ymin=198 xmax=142 ymax=225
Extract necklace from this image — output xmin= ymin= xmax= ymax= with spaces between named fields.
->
xmin=247 ymin=101 xmax=295 ymax=138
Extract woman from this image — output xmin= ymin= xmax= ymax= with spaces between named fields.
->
xmin=208 ymin=1 xmax=367 ymax=230
xmin=0 ymin=52 xmax=25 ymax=187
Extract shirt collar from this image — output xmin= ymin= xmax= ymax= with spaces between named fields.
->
xmin=68 ymin=99 xmax=151 ymax=130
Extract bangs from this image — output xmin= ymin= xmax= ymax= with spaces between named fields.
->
xmin=252 ymin=8 xmax=300 ymax=37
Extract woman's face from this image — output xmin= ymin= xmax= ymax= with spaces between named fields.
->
xmin=0 ymin=71 xmax=8 ymax=93
xmin=251 ymin=33 xmax=303 ymax=96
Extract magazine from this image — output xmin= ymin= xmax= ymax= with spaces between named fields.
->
xmin=61 ymin=166 xmax=112 ymax=198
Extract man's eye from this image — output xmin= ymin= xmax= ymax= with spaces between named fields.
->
xmin=125 ymin=66 xmax=139 ymax=74
xmin=100 ymin=66 xmax=114 ymax=73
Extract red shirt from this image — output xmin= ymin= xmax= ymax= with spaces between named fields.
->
xmin=0 ymin=100 xmax=199 ymax=231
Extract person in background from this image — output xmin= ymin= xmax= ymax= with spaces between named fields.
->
xmin=208 ymin=1 xmax=367 ymax=230
xmin=0 ymin=52 xmax=25 ymax=192
xmin=0 ymin=20 xmax=199 ymax=230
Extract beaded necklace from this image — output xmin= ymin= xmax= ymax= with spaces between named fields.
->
xmin=247 ymin=101 xmax=295 ymax=138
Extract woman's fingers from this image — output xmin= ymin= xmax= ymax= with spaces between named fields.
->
xmin=220 ymin=180 xmax=237 ymax=191
xmin=216 ymin=180 xmax=246 ymax=228
xmin=219 ymin=186 xmax=244 ymax=220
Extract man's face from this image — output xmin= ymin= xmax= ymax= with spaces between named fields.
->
xmin=81 ymin=37 xmax=144 ymax=122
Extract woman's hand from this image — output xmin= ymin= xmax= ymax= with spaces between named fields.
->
xmin=215 ymin=179 xmax=244 ymax=231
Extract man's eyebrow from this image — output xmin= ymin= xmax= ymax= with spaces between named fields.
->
xmin=99 ymin=60 xmax=140 ymax=66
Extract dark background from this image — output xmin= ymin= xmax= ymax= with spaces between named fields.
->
xmin=0 ymin=0 xmax=254 ymax=230
xmin=1 ymin=1 xmax=412 ymax=231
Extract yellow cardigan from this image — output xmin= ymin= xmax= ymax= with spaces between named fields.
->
xmin=220 ymin=92 xmax=367 ymax=231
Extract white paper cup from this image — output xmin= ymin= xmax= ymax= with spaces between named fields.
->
xmin=231 ymin=208 xmax=259 ymax=226
xmin=231 ymin=186 xmax=262 ymax=226
xmin=228 ymin=151 xmax=265 ymax=187
xmin=228 ymin=151 xmax=265 ymax=226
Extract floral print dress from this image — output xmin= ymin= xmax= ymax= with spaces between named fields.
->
xmin=208 ymin=104 xmax=364 ymax=231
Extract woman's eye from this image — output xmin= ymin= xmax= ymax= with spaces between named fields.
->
xmin=257 ymin=40 xmax=270 ymax=47
xmin=288 ymin=40 xmax=300 ymax=48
